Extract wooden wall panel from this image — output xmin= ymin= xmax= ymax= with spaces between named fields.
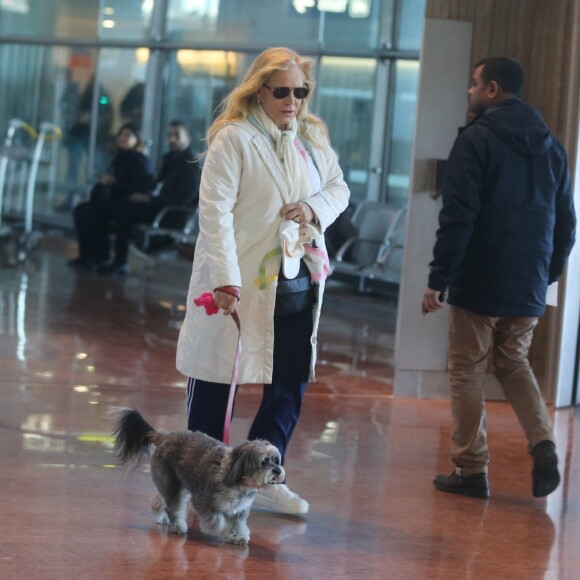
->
xmin=510 ymin=1 xmax=528 ymax=75
xmin=472 ymin=0 xmax=494 ymax=61
xmin=490 ymin=0 xmax=509 ymax=57
xmin=425 ymin=0 xmax=574 ymax=138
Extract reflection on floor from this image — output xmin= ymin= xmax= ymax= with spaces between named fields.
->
xmin=1 ymin=236 xmax=579 ymax=579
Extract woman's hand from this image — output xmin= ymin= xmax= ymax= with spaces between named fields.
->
xmin=280 ymin=202 xmax=315 ymax=227
xmin=100 ymin=174 xmax=116 ymax=186
xmin=213 ymin=286 xmax=240 ymax=316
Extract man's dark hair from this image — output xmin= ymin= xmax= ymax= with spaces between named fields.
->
xmin=474 ymin=57 xmax=524 ymax=97
xmin=169 ymin=119 xmax=189 ymax=133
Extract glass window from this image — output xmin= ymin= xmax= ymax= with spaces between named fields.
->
xmin=398 ymin=0 xmax=426 ymax=50
xmin=160 ymin=50 xmax=249 ymax=159
xmin=166 ymin=0 xmax=320 ymax=49
xmin=0 ymin=43 xmax=151 ymax=218
xmin=385 ymin=59 xmax=419 ymax=203
xmin=0 ymin=0 xmax=153 ymax=41
xmin=317 ymin=57 xmax=377 ymax=200
xmin=166 ymin=0 xmax=388 ymax=52
xmin=99 ymin=0 xmax=154 ymax=42
xmin=321 ymin=0 xmax=392 ymax=53
xmin=0 ymin=0 xmax=99 ymax=39
xmin=0 ymin=0 xmax=426 ymax=220
xmin=0 ymin=43 xmax=100 ymax=216
xmin=95 ymin=47 xmax=149 ymax=154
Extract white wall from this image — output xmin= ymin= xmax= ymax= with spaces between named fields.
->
xmin=393 ymin=18 xmax=505 ymax=398
xmin=555 ymin=111 xmax=580 ymax=407
xmin=553 ymin=0 xmax=580 ymax=408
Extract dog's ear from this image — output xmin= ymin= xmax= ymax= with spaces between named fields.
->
xmin=223 ymin=442 xmax=257 ymax=487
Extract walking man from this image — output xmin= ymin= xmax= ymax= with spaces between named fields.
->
xmin=423 ymin=57 xmax=576 ymax=499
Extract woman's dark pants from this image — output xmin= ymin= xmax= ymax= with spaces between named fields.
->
xmin=186 ymin=308 xmax=313 ymax=465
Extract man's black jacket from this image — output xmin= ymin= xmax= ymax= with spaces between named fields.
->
xmin=151 ymin=146 xmax=201 ymax=209
xmin=429 ymin=99 xmax=576 ymax=317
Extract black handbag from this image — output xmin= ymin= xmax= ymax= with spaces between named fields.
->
xmin=275 ymin=259 xmax=316 ymax=316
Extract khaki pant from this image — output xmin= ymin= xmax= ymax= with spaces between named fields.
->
xmin=447 ymin=306 xmax=554 ymax=475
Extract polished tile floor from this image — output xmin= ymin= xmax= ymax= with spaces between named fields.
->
xmin=1 ymin=235 xmax=579 ymax=580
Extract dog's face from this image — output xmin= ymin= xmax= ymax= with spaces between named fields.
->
xmin=223 ymin=440 xmax=285 ymax=489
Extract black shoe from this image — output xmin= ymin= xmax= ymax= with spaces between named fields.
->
xmin=96 ymin=261 xmax=130 ymax=276
xmin=433 ymin=469 xmax=490 ymax=498
xmin=532 ymin=440 xmax=560 ymax=497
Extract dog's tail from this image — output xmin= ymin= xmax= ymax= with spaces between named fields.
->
xmin=110 ymin=407 xmax=157 ymax=472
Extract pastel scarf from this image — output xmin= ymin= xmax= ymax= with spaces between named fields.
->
xmin=253 ymin=105 xmax=310 ymax=202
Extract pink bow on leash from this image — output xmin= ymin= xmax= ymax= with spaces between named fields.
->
xmin=193 ymin=292 xmax=219 ymax=315
xmin=193 ymin=292 xmax=241 ymax=445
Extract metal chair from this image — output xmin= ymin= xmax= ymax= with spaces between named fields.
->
xmin=129 ymin=206 xmax=199 ymax=277
xmin=133 ymin=205 xmax=199 ymax=252
xmin=362 ymin=207 xmax=407 ymax=297
xmin=331 ymin=201 xmax=406 ymax=293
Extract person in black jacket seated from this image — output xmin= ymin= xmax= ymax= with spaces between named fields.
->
xmin=97 ymin=120 xmax=201 ymax=275
xmin=70 ymin=123 xmax=153 ymax=271
xmin=422 ymin=57 xmax=576 ymax=500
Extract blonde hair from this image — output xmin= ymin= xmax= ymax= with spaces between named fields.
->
xmin=206 ymin=47 xmax=328 ymax=148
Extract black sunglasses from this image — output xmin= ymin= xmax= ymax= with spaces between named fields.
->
xmin=263 ymin=85 xmax=310 ymax=100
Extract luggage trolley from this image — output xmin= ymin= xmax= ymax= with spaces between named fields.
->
xmin=0 ymin=119 xmax=37 ymax=230
xmin=0 ymin=119 xmax=61 ymax=262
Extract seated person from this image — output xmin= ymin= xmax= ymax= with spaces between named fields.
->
xmin=98 ymin=120 xmax=201 ymax=275
xmin=69 ymin=123 xmax=154 ymax=270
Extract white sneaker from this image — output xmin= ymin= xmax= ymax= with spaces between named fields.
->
xmin=252 ymin=484 xmax=309 ymax=515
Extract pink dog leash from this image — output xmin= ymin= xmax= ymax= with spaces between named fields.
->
xmin=193 ymin=292 xmax=241 ymax=445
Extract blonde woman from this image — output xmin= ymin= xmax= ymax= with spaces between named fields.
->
xmin=176 ymin=47 xmax=350 ymax=514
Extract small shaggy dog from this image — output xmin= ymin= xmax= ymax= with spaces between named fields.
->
xmin=111 ymin=407 xmax=285 ymax=544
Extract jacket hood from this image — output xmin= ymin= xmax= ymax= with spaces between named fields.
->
xmin=472 ymin=99 xmax=553 ymax=156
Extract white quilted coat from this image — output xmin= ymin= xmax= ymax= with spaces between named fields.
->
xmin=176 ymin=119 xmax=350 ymax=384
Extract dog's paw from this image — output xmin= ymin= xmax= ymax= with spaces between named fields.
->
xmin=223 ymin=526 xmax=250 ymax=545
xmin=151 ymin=494 xmax=170 ymax=524
xmin=224 ymin=534 xmax=249 ymax=545
xmin=151 ymin=492 xmax=166 ymax=513
xmin=168 ymin=520 xmax=188 ymax=535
